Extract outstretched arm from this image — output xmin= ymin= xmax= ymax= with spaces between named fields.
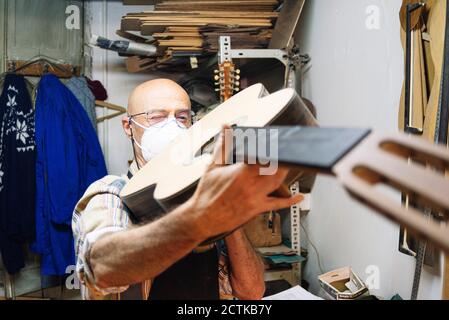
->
xmin=225 ymin=229 xmax=266 ymax=300
xmin=89 ymin=126 xmax=303 ymax=290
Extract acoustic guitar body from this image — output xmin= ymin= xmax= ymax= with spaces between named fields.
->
xmin=120 ymin=83 xmax=318 ymax=226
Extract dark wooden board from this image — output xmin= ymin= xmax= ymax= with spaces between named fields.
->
xmin=234 ymin=127 xmax=372 ymax=172
xmin=269 ymin=0 xmax=305 ymax=49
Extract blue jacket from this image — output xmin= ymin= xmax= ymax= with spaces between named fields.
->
xmin=32 ymin=74 xmax=107 ymax=276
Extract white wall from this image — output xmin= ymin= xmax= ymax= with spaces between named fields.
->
xmin=296 ymin=0 xmax=443 ymax=299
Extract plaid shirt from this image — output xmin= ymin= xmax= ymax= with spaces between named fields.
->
xmin=71 ymin=162 xmax=233 ymax=300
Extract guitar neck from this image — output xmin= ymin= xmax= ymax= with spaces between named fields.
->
xmin=233 ymin=126 xmax=371 ymax=173
xmin=233 ymin=126 xmax=449 ymax=255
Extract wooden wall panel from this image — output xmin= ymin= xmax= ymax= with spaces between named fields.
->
xmin=6 ymin=0 xmax=83 ymax=65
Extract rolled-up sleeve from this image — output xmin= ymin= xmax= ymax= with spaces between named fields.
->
xmin=72 ymin=177 xmax=131 ymax=300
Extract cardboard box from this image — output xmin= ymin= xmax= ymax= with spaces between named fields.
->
xmin=318 ymin=267 xmax=369 ymax=300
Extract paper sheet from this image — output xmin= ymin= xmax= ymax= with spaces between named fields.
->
xmin=263 ymin=286 xmax=323 ymax=300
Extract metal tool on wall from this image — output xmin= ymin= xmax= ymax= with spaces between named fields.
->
xmin=399 ymin=0 xmax=427 ymax=301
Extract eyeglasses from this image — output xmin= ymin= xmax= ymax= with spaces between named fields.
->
xmin=129 ymin=109 xmax=194 ymax=127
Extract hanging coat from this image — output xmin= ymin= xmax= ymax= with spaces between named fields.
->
xmin=65 ymin=77 xmax=97 ymax=131
xmin=0 ymin=74 xmax=36 ymax=274
xmin=32 ymin=74 xmax=107 ymax=276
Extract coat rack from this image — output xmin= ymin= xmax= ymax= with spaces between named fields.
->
xmin=7 ymin=56 xmax=80 ymax=78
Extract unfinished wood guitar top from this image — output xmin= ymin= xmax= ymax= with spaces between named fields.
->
xmin=120 ymin=83 xmax=300 ymax=207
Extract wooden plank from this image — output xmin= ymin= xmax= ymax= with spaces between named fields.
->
xmin=159 ymin=0 xmax=278 ymax=2
xmin=138 ymin=16 xmax=275 ymax=22
xmin=158 ymin=39 xmax=204 ymax=47
xmin=153 ymin=32 xmax=201 ymax=38
xmin=138 ymin=16 xmax=271 ymax=23
xmin=167 ymin=26 xmax=201 ymax=32
xmin=116 ymin=30 xmax=152 ymax=43
xmin=157 ymin=0 xmax=278 ymax=4
xmin=142 ymin=23 xmax=271 ymax=36
xmin=141 ymin=25 xmax=166 ymax=35
xmin=155 ymin=0 xmax=279 ymax=11
xmin=121 ymin=17 xmax=142 ymax=31
xmin=125 ymin=11 xmax=279 ymax=18
xmin=142 ymin=20 xmax=272 ymax=26
xmin=269 ymin=0 xmax=305 ymax=49
xmin=156 ymin=5 xmax=276 ymax=12
xmin=167 ymin=46 xmax=203 ymax=51
xmin=157 ymin=7 xmax=276 ymax=12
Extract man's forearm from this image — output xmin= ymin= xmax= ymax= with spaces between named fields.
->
xmin=90 ymin=200 xmax=203 ymax=289
xmin=225 ymin=229 xmax=266 ymax=300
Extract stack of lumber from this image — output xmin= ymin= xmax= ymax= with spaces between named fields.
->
xmin=120 ymin=0 xmax=281 ymax=71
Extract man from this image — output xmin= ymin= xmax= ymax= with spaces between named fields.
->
xmin=72 ymin=79 xmax=303 ymax=300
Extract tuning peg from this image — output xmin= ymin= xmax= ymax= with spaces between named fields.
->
xmin=214 ymin=69 xmax=219 ymax=74
xmin=235 ymin=69 xmax=241 ymax=75
xmin=234 ymin=88 xmax=240 ymax=92
xmin=234 ymin=75 xmax=241 ymax=80
xmin=234 ymin=81 xmax=240 ymax=87
xmin=214 ymin=75 xmax=220 ymax=81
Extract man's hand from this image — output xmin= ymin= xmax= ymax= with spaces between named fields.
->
xmin=189 ymin=125 xmax=304 ymax=242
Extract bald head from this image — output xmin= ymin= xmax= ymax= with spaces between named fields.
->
xmin=128 ymin=79 xmax=191 ymax=115
xmin=123 ymin=79 xmax=192 ymax=168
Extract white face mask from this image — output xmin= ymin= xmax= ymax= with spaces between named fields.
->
xmin=131 ymin=117 xmax=187 ymax=162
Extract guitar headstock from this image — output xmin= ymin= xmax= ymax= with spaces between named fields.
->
xmin=214 ymin=61 xmax=241 ymax=102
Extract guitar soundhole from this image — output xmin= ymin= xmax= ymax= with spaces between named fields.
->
xmin=200 ymin=136 xmax=217 ymax=156
xmin=194 ymin=126 xmax=238 ymax=158
xmin=194 ymin=135 xmax=217 ymax=158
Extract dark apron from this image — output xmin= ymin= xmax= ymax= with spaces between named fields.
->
xmin=149 ymin=247 xmax=219 ymax=300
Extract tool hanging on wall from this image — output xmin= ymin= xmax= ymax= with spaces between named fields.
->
xmin=89 ymin=35 xmax=160 ymax=57
xmin=399 ymin=0 xmax=428 ymax=301
xmin=401 ymin=2 xmax=426 ymax=135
